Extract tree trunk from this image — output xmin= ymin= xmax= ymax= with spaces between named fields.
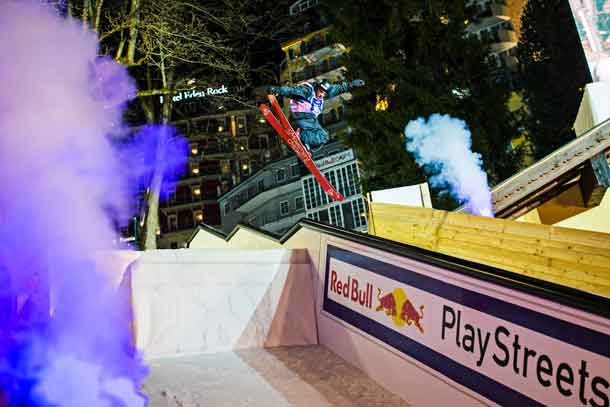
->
xmin=142 ymin=64 xmax=174 ymax=250
xmin=81 ymin=0 xmax=90 ymax=27
xmin=93 ymin=0 xmax=104 ymax=33
xmin=127 ymin=0 xmax=140 ymax=65
xmin=142 ymin=94 xmax=173 ymax=250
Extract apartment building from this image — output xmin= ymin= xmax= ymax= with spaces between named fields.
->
xmin=219 ymin=142 xmax=364 ymax=235
xmin=154 ymin=103 xmax=286 ymax=249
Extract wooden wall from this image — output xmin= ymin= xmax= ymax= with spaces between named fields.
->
xmin=369 ymin=203 xmax=610 ymax=297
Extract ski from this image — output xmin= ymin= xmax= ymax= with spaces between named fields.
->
xmin=260 ymin=95 xmax=344 ymax=202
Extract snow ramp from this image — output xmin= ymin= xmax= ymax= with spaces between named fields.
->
xmin=123 ymin=218 xmax=610 ymax=406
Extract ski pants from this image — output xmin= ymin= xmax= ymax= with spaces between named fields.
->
xmin=293 ymin=116 xmax=329 ymax=149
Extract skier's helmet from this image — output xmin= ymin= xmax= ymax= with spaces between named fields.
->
xmin=315 ymin=79 xmax=331 ymax=94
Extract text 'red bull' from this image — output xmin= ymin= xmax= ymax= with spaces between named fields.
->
xmin=330 ymin=270 xmax=373 ymax=309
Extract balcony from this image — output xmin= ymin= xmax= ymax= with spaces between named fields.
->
xmin=160 ymin=198 xmax=205 ymax=211
xmin=491 ymin=3 xmax=509 ymax=18
xmin=290 ymin=55 xmax=347 ymax=83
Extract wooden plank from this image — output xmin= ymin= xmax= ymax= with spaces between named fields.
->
xmin=369 ymin=203 xmax=610 ymax=297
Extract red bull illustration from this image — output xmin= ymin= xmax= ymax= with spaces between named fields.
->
xmin=375 ymin=289 xmax=397 ymax=316
xmin=376 ymin=288 xmax=424 ymax=333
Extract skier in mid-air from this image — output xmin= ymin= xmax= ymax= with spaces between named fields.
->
xmin=268 ymin=78 xmax=365 ymax=152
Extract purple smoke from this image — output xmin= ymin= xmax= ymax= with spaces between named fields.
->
xmin=0 ymin=2 xmax=189 ymax=405
xmin=120 ymin=125 xmax=189 ymax=203
xmin=404 ymin=114 xmax=494 ymax=217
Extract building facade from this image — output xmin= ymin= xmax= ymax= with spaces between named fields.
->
xmin=466 ymin=0 xmax=525 ymax=88
xmin=302 ymin=148 xmax=367 ymax=232
xmin=155 ymin=104 xmax=286 ymax=249
xmin=219 ymin=142 xmax=365 ymax=235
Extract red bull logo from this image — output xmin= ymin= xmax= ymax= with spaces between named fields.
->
xmin=376 ymin=288 xmax=424 ymax=333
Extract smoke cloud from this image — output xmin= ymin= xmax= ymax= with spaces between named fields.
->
xmin=404 ymin=114 xmax=494 ymax=217
xmin=0 ymin=1 xmax=187 ymax=405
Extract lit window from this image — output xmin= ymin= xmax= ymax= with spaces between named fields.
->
xmin=192 ymin=168 xmax=200 ymax=175
xmin=532 ymin=50 xmax=543 ymax=62
xmin=193 ymin=187 xmax=201 ymax=196
xmin=218 ymin=126 xmax=224 ymax=132
xmin=242 ymin=164 xmax=249 ymax=170
xmin=375 ymin=95 xmax=389 ymax=111
xmin=258 ymin=117 xmax=266 ymax=123
xmin=191 ymin=147 xmax=198 ymax=155
xmin=195 ymin=211 xmax=203 ymax=222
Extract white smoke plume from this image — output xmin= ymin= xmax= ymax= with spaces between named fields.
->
xmin=404 ymin=114 xmax=494 ymax=217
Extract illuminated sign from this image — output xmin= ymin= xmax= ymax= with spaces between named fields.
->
xmin=160 ymin=85 xmax=229 ymax=103
xmin=323 ymin=244 xmax=610 ymax=407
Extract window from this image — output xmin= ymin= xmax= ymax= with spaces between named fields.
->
xmin=303 ymin=176 xmax=324 ymax=210
xmin=220 ymin=160 xmax=231 ymax=175
xmin=307 ymin=211 xmax=320 ymax=221
xmin=258 ymin=179 xmax=265 ymax=192
xmin=351 ymin=198 xmax=367 ymax=229
xmin=168 ymin=215 xmax=178 ymax=232
xmin=276 ymin=168 xmax=286 ymax=183
xmin=224 ymin=203 xmax=231 ymax=215
xmin=280 ymin=200 xmax=289 ymax=216
xmin=237 ymin=116 xmax=247 ymax=134
xmin=259 ymin=135 xmax=268 ymax=149
xmin=295 ymin=196 xmax=304 ymax=210
xmin=291 ymin=163 xmax=300 ymax=178
xmin=170 ymin=242 xmax=178 ymax=249
xmin=329 ymin=204 xmax=343 ymax=227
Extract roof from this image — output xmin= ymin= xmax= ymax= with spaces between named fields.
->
xmin=187 ymin=218 xmax=610 ymax=319
xmin=458 ymin=117 xmax=610 ymax=218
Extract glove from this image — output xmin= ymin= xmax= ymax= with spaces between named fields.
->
xmin=350 ymin=80 xmax=365 ymax=88
xmin=268 ymin=86 xmax=279 ymax=95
